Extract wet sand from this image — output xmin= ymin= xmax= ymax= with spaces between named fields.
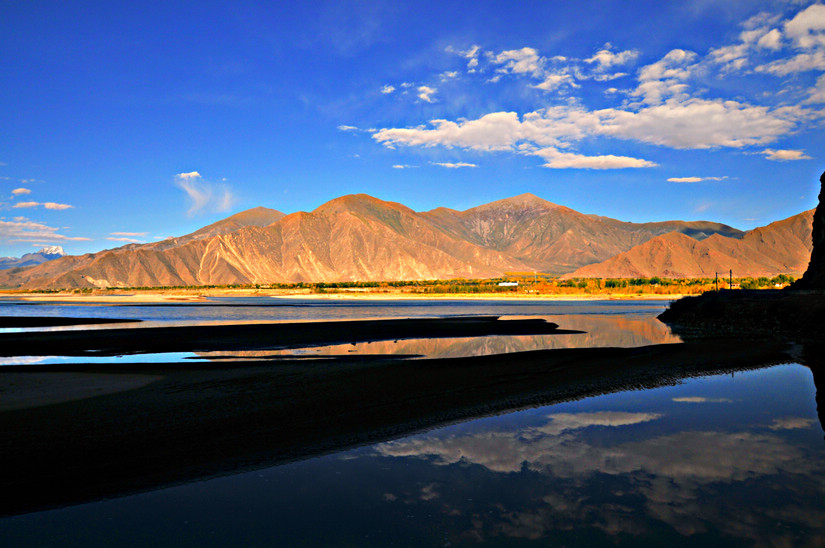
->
xmin=0 ymin=330 xmax=798 ymax=517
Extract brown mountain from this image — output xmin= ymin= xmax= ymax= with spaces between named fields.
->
xmin=0 ymin=194 xmax=765 ymax=289
xmin=565 ymin=209 xmax=814 ymax=279
xmin=421 ymin=193 xmax=742 ymax=274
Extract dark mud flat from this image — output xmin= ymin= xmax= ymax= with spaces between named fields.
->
xmin=0 ymin=316 xmax=571 ymax=356
xmin=0 ymin=333 xmax=811 ymax=517
xmin=0 ymin=317 xmax=142 ymax=328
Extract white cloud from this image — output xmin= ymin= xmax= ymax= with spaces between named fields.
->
xmin=174 ymin=171 xmax=236 ymax=216
xmin=634 ymin=49 xmax=698 ymax=104
xmin=11 ymin=188 xmax=31 ymax=196
xmin=806 ymin=74 xmax=825 ymax=103
xmin=11 ymin=200 xmax=75 ymax=210
xmin=417 ymin=85 xmax=437 ymax=103
xmin=784 ymin=3 xmax=825 ymax=49
xmin=757 ymin=28 xmax=783 ymax=50
xmin=44 ymin=202 xmax=73 ymax=210
xmin=667 ymin=176 xmax=728 ymax=183
xmin=380 ymin=85 xmax=395 ymax=94
xmin=374 ymin=111 xmax=523 ymax=151
xmin=110 ymin=231 xmax=148 ymax=237
xmin=639 ymin=49 xmax=698 ymax=82
xmin=431 ymin=161 xmax=478 ymax=168
xmin=533 ymin=147 xmax=657 ymax=169
xmin=391 ymin=164 xmax=417 ymax=169
xmin=756 ymin=50 xmax=825 ymax=75
xmin=374 ymin=7 xmax=823 ymax=171
xmin=585 ymin=43 xmax=639 ymax=69
xmin=374 ymin=96 xmax=801 ymax=158
xmin=337 ymin=124 xmax=358 ymax=131
xmin=0 ymin=218 xmax=90 ymax=243
xmin=493 ymin=47 xmax=543 ymax=77
xmin=440 ymin=71 xmax=458 ymax=81
xmin=534 ymin=72 xmax=576 ymax=91
xmin=761 ymin=148 xmax=813 ymax=160
xmin=599 ymin=98 xmax=798 ymax=149
xmin=175 ymin=171 xmax=201 ymax=180
xmin=106 ymin=237 xmax=143 ymax=243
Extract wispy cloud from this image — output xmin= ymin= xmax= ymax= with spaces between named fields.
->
xmin=667 ymin=176 xmax=728 ymax=183
xmin=174 ymin=171 xmax=236 ymax=216
xmin=392 ymin=164 xmax=417 ymax=169
xmin=672 ymin=397 xmax=733 ymax=403
xmin=431 ymin=161 xmax=478 ymax=168
xmin=12 ymin=201 xmax=74 ymax=210
xmin=110 ymin=231 xmax=148 ymax=237
xmin=106 ymin=236 xmax=144 ymax=243
xmin=0 ymin=218 xmax=90 ymax=243
xmin=11 ymin=188 xmax=31 ymax=196
xmin=761 ymin=148 xmax=813 ymax=161
xmin=380 ymin=84 xmax=395 ymax=94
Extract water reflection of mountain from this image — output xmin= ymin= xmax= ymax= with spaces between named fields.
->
xmin=198 ymin=314 xmax=681 ymax=360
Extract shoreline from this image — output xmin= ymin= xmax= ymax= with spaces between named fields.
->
xmin=0 ymin=289 xmax=686 ymax=304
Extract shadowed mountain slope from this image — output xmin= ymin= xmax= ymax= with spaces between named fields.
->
xmin=421 ymin=193 xmax=742 ymax=275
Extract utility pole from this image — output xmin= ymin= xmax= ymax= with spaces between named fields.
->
xmin=715 ymin=272 xmax=718 ymax=291
xmin=730 ymin=269 xmax=733 ymax=289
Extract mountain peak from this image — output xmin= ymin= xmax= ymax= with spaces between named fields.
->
xmin=189 ymin=206 xmax=285 ymax=239
xmin=317 ymin=194 xmax=413 ymax=215
xmin=37 ymin=246 xmax=65 ymax=256
xmin=469 ymin=193 xmax=560 ymax=213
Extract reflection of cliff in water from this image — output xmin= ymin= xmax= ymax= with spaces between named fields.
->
xmin=198 ymin=314 xmax=681 ymax=360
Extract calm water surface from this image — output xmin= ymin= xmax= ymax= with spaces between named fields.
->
xmin=2 ymin=298 xmax=822 ymax=546
xmin=2 ymin=363 xmax=823 ymax=547
xmin=0 ymin=298 xmax=679 ymax=364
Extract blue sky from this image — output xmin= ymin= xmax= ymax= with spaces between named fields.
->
xmin=1 ymin=0 xmax=824 ymax=257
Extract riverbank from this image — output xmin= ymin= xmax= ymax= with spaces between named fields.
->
xmin=0 ymin=288 xmax=687 ymax=304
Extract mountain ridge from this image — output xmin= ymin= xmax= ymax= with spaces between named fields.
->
xmin=0 ymin=194 xmax=807 ymax=288
xmin=565 ymin=209 xmax=814 ymax=279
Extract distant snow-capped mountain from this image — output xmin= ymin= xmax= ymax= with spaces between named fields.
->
xmin=0 ymin=246 xmax=66 ymax=270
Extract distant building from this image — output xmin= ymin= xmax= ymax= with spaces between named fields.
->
xmin=498 ymin=281 xmax=519 ymax=287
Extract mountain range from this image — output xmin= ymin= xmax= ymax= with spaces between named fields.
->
xmin=0 ymin=194 xmax=812 ymax=289
xmin=0 ymin=246 xmax=65 ymax=271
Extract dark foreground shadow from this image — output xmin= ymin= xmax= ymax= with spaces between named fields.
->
xmin=1 ymin=335 xmax=817 ymax=517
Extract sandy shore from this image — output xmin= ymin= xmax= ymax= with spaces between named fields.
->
xmin=0 ymin=289 xmax=686 ymax=304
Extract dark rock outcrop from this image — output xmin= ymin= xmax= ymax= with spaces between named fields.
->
xmin=660 ymin=169 xmax=825 ymax=342
xmin=792 ymin=171 xmax=825 ymax=289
